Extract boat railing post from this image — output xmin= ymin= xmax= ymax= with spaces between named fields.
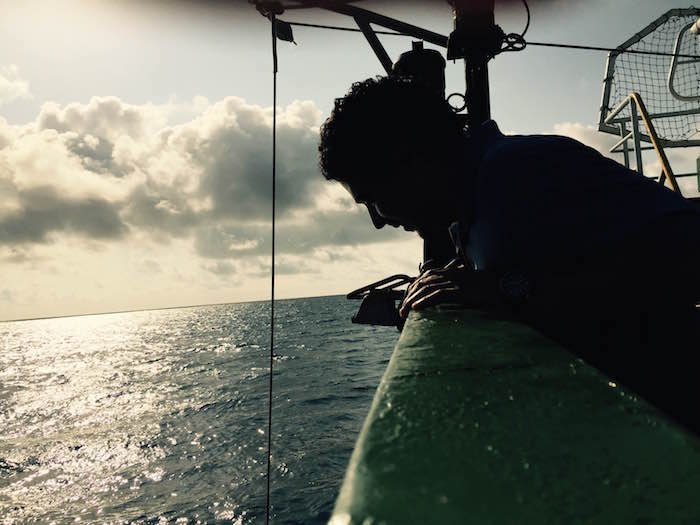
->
xmin=619 ymin=122 xmax=631 ymax=169
xmin=630 ymin=100 xmax=644 ymax=175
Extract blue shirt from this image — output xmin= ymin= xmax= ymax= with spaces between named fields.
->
xmin=463 ymin=121 xmax=700 ymax=272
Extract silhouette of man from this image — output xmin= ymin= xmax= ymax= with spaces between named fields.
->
xmin=319 ymin=75 xmax=700 ymax=432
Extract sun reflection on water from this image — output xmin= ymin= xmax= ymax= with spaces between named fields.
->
xmin=1 ymin=312 xmax=180 ymax=520
xmin=0 ymin=298 xmax=398 ymax=523
xmin=0 ymin=307 xmax=267 ymax=522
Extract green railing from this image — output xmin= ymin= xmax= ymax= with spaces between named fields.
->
xmin=330 ymin=307 xmax=700 ymax=524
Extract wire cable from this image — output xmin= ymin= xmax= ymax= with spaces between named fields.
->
xmin=283 ymin=19 xmax=700 ymax=59
xmin=525 ymin=40 xmax=699 ymax=58
xmin=266 ymin=12 xmax=278 ymax=525
xmin=520 ymin=0 xmax=531 ymax=38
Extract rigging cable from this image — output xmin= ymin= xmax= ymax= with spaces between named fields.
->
xmin=266 ymin=10 xmax=278 ymax=525
xmin=520 ymin=0 xmax=531 ymax=38
xmin=281 ymin=20 xmax=700 ymax=59
xmin=500 ymin=0 xmax=529 ymax=51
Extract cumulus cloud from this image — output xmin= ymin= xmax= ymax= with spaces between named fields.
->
xmin=183 ymin=98 xmax=323 ymax=222
xmin=0 ymin=118 xmax=12 ymax=150
xmin=0 ymin=186 xmax=126 ymax=245
xmin=5 ymin=99 xmax=695 ymax=266
xmin=193 ymin=208 xmax=403 ymax=260
xmin=204 ymin=261 xmax=236 ymax=276
xmin=37 ymin=96 xmax=168 ymax=141
xmin=0 ymin=65 xmax=31 ymax=107
xmin=0 ymin=94 xmax=410 ymax=264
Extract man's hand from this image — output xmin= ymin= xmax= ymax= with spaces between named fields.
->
xmin=399 ymin=264 xmax=499 ymax=318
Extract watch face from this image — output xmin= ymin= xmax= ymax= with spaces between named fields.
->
xmin=499 ymin=271 xmax=532 ymax=304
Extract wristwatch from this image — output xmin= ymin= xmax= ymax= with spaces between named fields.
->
xmin=498 ymin=270 xmax=533 ymax=306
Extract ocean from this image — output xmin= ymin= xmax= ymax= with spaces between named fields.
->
xmin=0 ymin=295 xmax=399 ymax=524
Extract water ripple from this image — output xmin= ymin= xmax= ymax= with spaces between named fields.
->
xmin=0 ymin=296 xmax=397 ymax=523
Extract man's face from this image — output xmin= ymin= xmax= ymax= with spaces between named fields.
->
xmin=341 ymin=180 xmax=420 ymax=233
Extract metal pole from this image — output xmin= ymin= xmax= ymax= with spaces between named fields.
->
xmin=422 ymin=0 xmax=498 ymax=266
xmin=449 ymin=0 xmax=496 ymax=126
xmin=619 ymin=123 xmax=630 ymax=169
xmin=630 ymin=102 xmax=644 ymax=175
xmin=354 ymin=16 xmax=394 ymax=74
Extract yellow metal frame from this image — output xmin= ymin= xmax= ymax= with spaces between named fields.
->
xmin=605 ymin=91 xmax=683 ymax=194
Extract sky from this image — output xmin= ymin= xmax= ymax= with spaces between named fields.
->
xmin=0 ymin=0 xmax=698 ymax=321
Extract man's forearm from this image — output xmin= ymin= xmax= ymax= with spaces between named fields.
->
xmin=518 ymin=256 xmax=698 ymax=326
xmin=520 ymin=220 xmax=700 ymax=321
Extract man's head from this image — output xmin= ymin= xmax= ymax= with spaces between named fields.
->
xmin=319 ymin=76 xmax=464 ymax=235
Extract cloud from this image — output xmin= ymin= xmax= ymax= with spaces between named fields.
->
xmin=0 ymin=186 xmax=126 ymax=245
xmin=0 ymin=65 xmax=31 ymax=107
xmin=204 ymin=260 xmax=236 ymax=276
xmin=275 ymin=259 xmax=314 ymax=275
xmin=121 ymin=186 xmax=199 ymax=238
xmin=0 ymin=117 xmax=14 ymax=150
xmin=1 ymin=94 xmax=413 ymax=262
xmin=192 ymin=208 xmax=405 ymax=260
xmin=64 ymin=133 xmax=130 ymax=177
xmin=7 ymin=100 xmax=692 ymax=265
xmin=1 ymin=247 xmax=32 ymax=263
xmin=37 ymin=96 xmax=167 ymax=141
xmin=139 ymin=259 xmax=162 ymax=274
xmin=181 ymin=97 xmax=323 ymax=222
xmin=245 ymin=257 xmax=317 ymax=278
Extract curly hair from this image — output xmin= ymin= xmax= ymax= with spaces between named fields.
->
xmin=318 ymin=76 xmax=463 ymax=185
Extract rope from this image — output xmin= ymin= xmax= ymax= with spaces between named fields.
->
xmin=283 ymin=20 xmax=700 ymax=59
xmin=266 ymin=12 xmax=278 ymax=525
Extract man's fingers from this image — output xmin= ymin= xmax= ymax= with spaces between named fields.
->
xmin=419 ymin=268 xmax=452 ymax=280
xmin=400 ymin=282 xmax=460 ymax=317
xmin=412 ymin=288 xmax=460 ymax=311
xmin=414 ymin=273 xmax=451 ymax=288
xmin=400 ymin=265 xmax=472 ymax=318
xmin=404 ymin=280 xmax=453 ymax=307
xmin=406 ymin=263 xmax=467 ymax=296
xmin=405 ymin=274 xmax=450 ymax=298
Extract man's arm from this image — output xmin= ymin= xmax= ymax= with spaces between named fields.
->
xmin=401 ymin=215 xmax=700 ymax=433
xmin=402 ymin=214 xmax=700 ymax=320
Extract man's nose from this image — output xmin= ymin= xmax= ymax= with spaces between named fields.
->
xmin=366 ymin=204 xmax=387 ymax=229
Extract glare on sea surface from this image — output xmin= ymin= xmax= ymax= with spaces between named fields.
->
xmin=1 ymin=298 xmax=397 ymax=523
xmin=5 ymin=309 xmax=265 ymax=521
xmin=0 ymin=312 xmax=176 ymax=519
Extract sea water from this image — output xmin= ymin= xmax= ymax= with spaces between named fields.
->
xmin=0 ymin=296 xmax=398 ymax=524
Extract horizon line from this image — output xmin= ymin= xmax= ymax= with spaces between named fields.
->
xmin=0 ymin=292 xmax=345 ymax=324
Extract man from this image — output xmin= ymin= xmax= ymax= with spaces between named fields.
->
xmin=319 ymin=75 xmax=700 ymax=432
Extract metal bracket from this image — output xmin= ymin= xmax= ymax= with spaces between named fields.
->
xmin=347 ymin=274 xmax=414 ymax=328
xmin=354 ymin=16 xmax=393 ymax=74
xmin=323 ymin=3 xmax=448 ymax=48
xmin=605 ymin=91 xmax=682 ymax=194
